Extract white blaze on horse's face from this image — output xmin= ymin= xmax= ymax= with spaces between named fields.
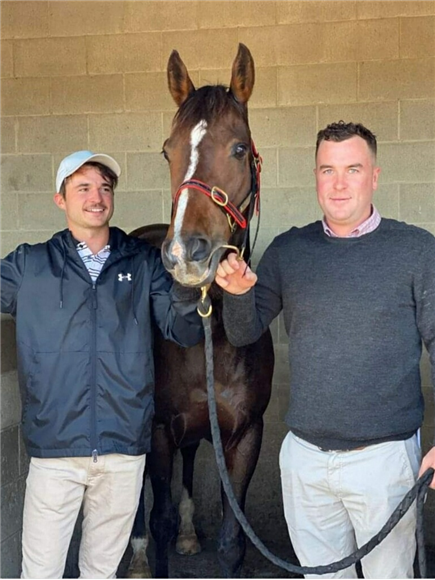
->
xmin=173 ymin=120 xmax=208 ymax=245
xmin=185 ymin=120 xmax=208 ymax=181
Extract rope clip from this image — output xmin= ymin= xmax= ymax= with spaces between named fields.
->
xmin=197 ymin=285 xmax=212 ymax=318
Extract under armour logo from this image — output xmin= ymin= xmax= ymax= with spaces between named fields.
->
xmin=118 ymin=273 xmax=132 ymax=282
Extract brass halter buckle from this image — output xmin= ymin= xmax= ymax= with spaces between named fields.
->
xmin=211 ymin=186 xmax=229 ymax=207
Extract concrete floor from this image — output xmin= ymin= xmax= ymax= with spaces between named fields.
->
xmin=109 ymin=472 xmax=435 ymax=579
xmin=64 ymin=539 xmax=435 ymax=579
xmin=117 ymin=538 xmax=299 ymax=579
xmin=115 ymin=539 xmax=435 ymax=579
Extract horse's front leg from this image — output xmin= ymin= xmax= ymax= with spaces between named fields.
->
xmin=217 ymin=419 xmax=264 ymax=578
xmin=127 ymin=467 xmax=152 ymax=578
xmin=148 ymin=424 xmax=178 ymax=579
xmin=176 ymin=442 xmax=202 ymax=556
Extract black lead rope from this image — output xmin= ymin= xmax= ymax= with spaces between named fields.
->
xmin=198 ymin=310 xmax=434 ymax=576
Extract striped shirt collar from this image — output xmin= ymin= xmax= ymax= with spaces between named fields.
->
xmin=322 ymin=205 xmax=381 ymax=238
xmin=76 ymin=241 xmax=111 ymax=282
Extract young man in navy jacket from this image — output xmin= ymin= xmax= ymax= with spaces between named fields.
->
xmin=1 ymin=151 xmax=203 ymax=579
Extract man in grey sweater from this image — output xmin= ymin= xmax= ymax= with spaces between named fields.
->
xmin=215 ymin=121 xmax=435 ymax=579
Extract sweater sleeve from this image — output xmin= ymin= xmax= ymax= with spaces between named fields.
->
xmin=149 ymin=249 xmax=204 ymax=348
xmin=1 ymin=244 xmax=27 ymax=316
xmin=223 ymin=239 xmax=283 ymax=347
xmin=415 ymin=232 xmax=435 ymax=443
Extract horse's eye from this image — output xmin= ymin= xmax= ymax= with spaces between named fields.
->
xmin=161 ymin=149 xmax=170 ymax=162
xmin=233 ymin=143 xmax=248 ymax=160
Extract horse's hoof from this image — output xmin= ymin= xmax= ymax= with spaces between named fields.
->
xmin=126 ymin=558 xmax=152 ymax=579
xmin=175 ymin=533 xmax=202 ymax=556
xmin=127 ymin=566 xmax=152 ymax=579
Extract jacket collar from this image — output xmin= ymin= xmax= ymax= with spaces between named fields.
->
xmin=53 ymin=227 xmax=145 ymax=260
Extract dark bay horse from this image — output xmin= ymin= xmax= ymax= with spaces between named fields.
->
xmin=128 ymin=44 xmax=274 ymax=578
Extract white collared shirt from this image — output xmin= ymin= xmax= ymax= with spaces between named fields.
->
xmin=322 ymin=206 xmax=381 ymax=238
xmin=76 ymin=241 xmax=111 ymax=282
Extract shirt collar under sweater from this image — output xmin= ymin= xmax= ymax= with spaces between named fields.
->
xmin=322 ymin=205 xmax=381 ymax=238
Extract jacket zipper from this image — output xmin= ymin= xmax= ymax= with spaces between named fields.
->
xmin=66 ymin=235 xmax=139 ymax=462
xmin=91 ymin=281 xmax=98 ymax=462
xmin=76 ymin=244 xmax=137 ymax=463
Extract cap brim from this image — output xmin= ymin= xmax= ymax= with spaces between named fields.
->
xmin=56 ymin=152 xmax=121 ymax=192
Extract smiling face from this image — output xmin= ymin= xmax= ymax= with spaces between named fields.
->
xmin=54 ymin=164 xmax=114 ymax=239
xmin=314 ymin=136 xmax=381 ymax=237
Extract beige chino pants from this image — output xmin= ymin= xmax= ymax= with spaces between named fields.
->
xmin=21 ymin=453 xmax=146 ymax=579
xmin=280 ymin=431 xmax=420 ymax=579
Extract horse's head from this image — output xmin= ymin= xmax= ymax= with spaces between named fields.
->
xmin=161 ymin=43 xmax=259 ymax=287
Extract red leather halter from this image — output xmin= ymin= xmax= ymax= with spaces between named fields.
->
xmin=172 ymin=141 xmax=262 ymax=233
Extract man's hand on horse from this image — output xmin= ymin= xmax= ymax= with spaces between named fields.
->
xmin=215 ymin=252 xmax=257 ymax=295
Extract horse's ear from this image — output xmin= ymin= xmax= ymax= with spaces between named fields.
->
xmin=167 ymin=50 xmax=195 ymax=107
xmin=229 ymin=43 xmax=255 ymax=105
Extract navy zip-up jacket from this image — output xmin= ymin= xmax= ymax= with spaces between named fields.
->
xmin=1 ymin=227 xmax=203 ymax=458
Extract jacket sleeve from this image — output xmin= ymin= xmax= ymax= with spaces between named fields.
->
xmin=223 ymin=239 xmax=283 ymax=347
xmin=149 ymin=251 xmax=204 ymax=347
xmin=1 ymin=244 xmax=28 ymax=317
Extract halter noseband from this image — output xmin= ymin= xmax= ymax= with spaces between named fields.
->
xmin=172 ymin=140 xmax=262 ymax=234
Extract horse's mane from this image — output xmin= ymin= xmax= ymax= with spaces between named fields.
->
xmin=173 ymin=85 xmax=248 ymax=130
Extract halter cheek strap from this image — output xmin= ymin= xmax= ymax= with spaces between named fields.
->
xmin=172 ymin=140 xmax=262 ymax=233
xmin=174 ymin=180 xmax=247 ymax=230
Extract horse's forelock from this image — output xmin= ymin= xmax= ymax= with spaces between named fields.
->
xmin=173 ymin=85 xmax=247 ymax=131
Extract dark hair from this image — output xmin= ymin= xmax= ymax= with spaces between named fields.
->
xmin=316 ymin=121 xmax=377 ymax=159
xmin=59 ymin=161 xmax=118 ymax=197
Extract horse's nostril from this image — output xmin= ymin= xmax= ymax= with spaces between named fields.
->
xmin=161 ymin=239 xmax=178 ymax=269
xmin=161 ymin=237 xmax=211 ymax=266
xmin=170 ymin=239 xmax=184 ymax=260
xmin=187 ymin=237 xmax=211 ymax=262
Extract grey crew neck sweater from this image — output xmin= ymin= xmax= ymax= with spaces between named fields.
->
xmin=223 ymin=219 xmax=435 ymax=450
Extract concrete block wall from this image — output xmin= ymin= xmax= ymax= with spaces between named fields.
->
xmin=1 ymin=1 xmax=435 ymax=576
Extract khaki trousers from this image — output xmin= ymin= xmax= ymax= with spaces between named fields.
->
xmin=279 ymin=431 xmax=420 ymax=579
xmin=21 ymin=453 xmax=146 ymax=579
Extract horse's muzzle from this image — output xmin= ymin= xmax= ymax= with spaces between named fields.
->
xmin=161 ymin=236 xmax=225 ymax=287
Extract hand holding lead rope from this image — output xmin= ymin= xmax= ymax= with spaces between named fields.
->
xmin=215 ymin=250 xmax=257 ymax=296
xmin=197 ymin=244 xmax=244 ymax=317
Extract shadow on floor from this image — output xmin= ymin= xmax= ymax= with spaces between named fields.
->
xmin=115 ymin=539 xmax=435 ymax=579
xmin=117 ymin=537 xmax=302 ymax=579
xmin=66 ymin=533 xmax=299 ymax=578
xmin=65 ymin=528 xmax=435 ymax=578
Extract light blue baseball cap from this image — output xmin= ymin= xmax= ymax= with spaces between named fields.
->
xmin=56 ymin=150 xmax=121 ymax=193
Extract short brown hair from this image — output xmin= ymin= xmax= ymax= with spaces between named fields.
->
xmin=316 ymin=121 xmax=377 ymax=160
xmin=59 ymin=162 xmax=118 ymax=198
